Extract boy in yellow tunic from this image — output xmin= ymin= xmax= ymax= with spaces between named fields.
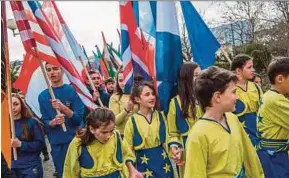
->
xmin=231 ymin=54 xmax=263 ymax=146
xmin=257 ymin=57 xmax=289 ymax=178
xmin=109 ymin=69 xmax=138 ymax=136
xmin=167 ymin=62 xmax=203 ymax=177
xmin=185 ymin=66 xmax=264 ymax=178
xmin=124 ymin=81 xmax=174 ymax=178
xmin=63 ymin=108 xmax=143 ymax=178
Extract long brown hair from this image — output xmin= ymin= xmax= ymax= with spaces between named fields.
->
xmin=12 ymin=94 xmax=34 ymax=141
xmin=115 ymin=67 xmax=124 ymax=101
xmin=177 ymin=62 xmax=199 ymax=119
xmin=77 ymin=108 xmax=115 ymax=146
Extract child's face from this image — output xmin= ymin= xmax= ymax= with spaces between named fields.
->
xmin=90 ymin=121 xmax=115 ymax=143
xmin=218 ymin=81 xmax=238 ymax=112
xmin=90 ymin=73 xmax=101 ymax=87
xmin=12 ymin=97 xmax=21 ymax=118
xmin=194 ymin=66 xmax=202 ymax=81
xmin=45 ymin=64 xmax=64 ymax=83
xmin=276 ymin=74 xmax=289 ymax=95
xmin=135 ymin=86 xmax=156 ymax=109
xmin=117 ymin=73 xmax=125 ymax=90
xmin=240 ymin=59 xmax=255 ymax=80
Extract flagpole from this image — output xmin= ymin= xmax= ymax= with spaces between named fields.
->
xmin=4 ymin=40 xmax=17 ymax=161
xmin=78 ymin=56 xmax=104 ymax=107
xmin=2 ymin=1 xmax=17 ymax=160
xmin=34 ymin=47 xmax=67 ymax=132
xmin=220 ymin=47 xmax=232 ymax=65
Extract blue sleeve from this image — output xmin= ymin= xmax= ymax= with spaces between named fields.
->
xmin=100 ymin=92 xmax=110 ymax=107
xmin=38 ymin=94 xmax=51 ymax=130
xmin=69 ymin=90 xmax=85 ymax=126
xmin=20 ymin=120 xmax=45 ymax=152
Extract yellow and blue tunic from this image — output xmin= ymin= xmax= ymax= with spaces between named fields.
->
xmin=63 ymin=131 xmax=135 ymax=178
xmin=233 ymin=81 xmax=263 ymax=146
xmin=257 ymin=89 xmax=289 ymax=178
xmin=109 ymin=93 xmax=138 ymax=136
xmin=184 ymin=113 xmax=264 ymax=178
xmin=167 ymin=95 xmax=203 ymax=177
xmin=124 ymin=110 xmax=174 ymax=178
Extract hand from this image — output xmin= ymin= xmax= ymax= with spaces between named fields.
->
xmin=92 ymin=91 xmax=100 ymax=101
xmin=50 ymin=99 xmax=64 ymax=111
xmin=171 ymin=146 xmax=183 ymax=164
xmin=125 ymin=100 xmax=134 ymax=113
xmin=129 ymin=168 xmax=144 ymax=178
xmin=11 ymin=138 xmax=21 ymax=148
xmin=50 ymin=114 xmax=65 ymax=127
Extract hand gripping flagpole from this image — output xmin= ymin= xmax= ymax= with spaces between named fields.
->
xmin=34 ymin=47 xmax=67 ymax=132
xmin=78 ymin=56 xmax=104 ymax=107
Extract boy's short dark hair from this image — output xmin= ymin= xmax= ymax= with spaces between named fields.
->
xmin=268 ymin=57 xmax=289 ymax=84
xmin=104 ymin=77 xmax=115 ymax=85
xmin=231 ymin=54 xmax=253 ymax=71
xmin=195 ymin=66 xmax=238 ymax=108
xmin=88 ymin=70 xmax=99 ymax=76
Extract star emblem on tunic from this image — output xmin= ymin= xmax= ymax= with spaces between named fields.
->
xmin=140 ymin=154 xmax=149 ymax=165
xmin=161 ymin=150 xmax=167 ymax=160
xmin=241 ymin=120 xmax=247 ymax=128
xmin=163 ymin=163 xmax=171 ymax=173
xmin=257 ymin=115 xmax=264 ymax=124
xmin=144 ymin=168 xmax=153 ymax=178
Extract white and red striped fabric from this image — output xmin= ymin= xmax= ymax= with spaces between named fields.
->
xmin=12 ymin=1 xmax=96 ymax=117
xmin=120 ymin=1 xmax=155 ymax=93
xmin=10 ymin=1 xmax=60 ymax=67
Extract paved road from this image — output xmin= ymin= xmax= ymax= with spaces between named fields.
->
xmin=41 ymin=137 xmax=55 ymax=178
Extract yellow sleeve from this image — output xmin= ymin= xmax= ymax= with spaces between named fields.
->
xmin=63 ymin=137 xmax=81 ymax=178
xmin=123 ymin=118 xmax=135 ymax=157
xmin=109 ymin=95 xmax=128 ymax=126
xmin=122 ymin=138 xmax=136 ymax=164
xmin=240 ymin=123 xmax=264 ymax=178
xmin=167 ymin=100 xmax=182 ymax=147
xmin=184 ymin=134 xmax=207 ymax=178
xmin=267 ymin=96 xmax=289 ymax=130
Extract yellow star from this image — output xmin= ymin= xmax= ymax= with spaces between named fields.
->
xmin=163 ymin=163 xmax=171 ymax=173
xmin=241 ymin=121 xmax=246 ymax=128
xmin=144 ymin=168 xmax=153 ymax=178
xmin=161 ymin=150 xmax=167 ymax=160
xmin=140 ymin=154 xmax=149 ymax=165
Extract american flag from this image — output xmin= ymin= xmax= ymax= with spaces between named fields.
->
xmin=11 ymin=1 xmax=96 ymax=116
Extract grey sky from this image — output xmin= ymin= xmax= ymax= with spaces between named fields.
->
xmin=6 ymin=1 xmax=226 ymax=61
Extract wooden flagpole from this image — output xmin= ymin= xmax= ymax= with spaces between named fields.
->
xmin=78 ymin=56 xmax=104 ymax=107
xmin=220 ymin=47 xmax=232 ymax=65
xmin=34 ymin=47 xmax=67 ymax=132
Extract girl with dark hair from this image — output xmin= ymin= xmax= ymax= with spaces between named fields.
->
xmin=63 ymin=108 xmax=143 ymax=178
xmin=184 ymin=66 xmax=264 ymax=178
xmin=109 ymin=68 xmax=138 ymax=136
xmin=124 ymin=80 xmax=174 ymax=178
xmin=167 ymin=62 xmax=203 ymax=177
xmin=11 ymin=94 xmax=45 ymax=178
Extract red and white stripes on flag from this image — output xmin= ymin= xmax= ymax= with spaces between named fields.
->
xmin=11 ymin=1 xmax=96 ymax=117
xmin=10 ymin=1 xmax=60 ymax=67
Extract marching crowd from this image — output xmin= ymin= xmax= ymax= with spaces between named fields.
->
xmin=3 ymin=54 xmax=289 ymax=178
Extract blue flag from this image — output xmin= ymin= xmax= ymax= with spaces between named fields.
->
xmin=180 ymin=1 xmax=220 ymax=69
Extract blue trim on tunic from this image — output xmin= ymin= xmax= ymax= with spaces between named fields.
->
xmin=115 ymin=132 xmax=123 ymax=163
xmin=131 ymin=116 xmax=143 ymax=148
xmin=79 ymin=146 xmax=94 ymax=169
xmin=174 ymin=98 xmax=189 ymax=134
